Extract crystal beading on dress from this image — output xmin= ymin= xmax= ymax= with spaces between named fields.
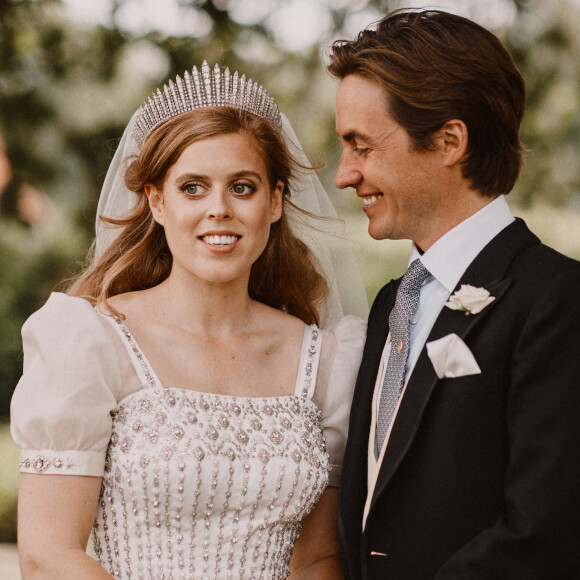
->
xmin=133 ymin=61 xmax=282 ymax=147
xmin=92 ymin=314 xmax=329 ymax=579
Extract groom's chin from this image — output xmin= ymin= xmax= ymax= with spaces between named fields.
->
xmin=367 ymin=223 xmax=394 ymax=241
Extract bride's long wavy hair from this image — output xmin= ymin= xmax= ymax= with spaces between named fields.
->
xmin=67 ymin=108 xmax=328 ymax=325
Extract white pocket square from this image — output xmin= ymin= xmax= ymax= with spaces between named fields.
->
xmin=426 ymin=333 xmax=481 ymax=379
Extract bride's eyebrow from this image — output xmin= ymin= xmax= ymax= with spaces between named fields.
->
xmin=173 ymin=170 xmax=264 ymax=184
xmin=173 ymin=172 xmax=208 ymax=183
xmin=230 ymin=170 xmax=264 ymax=183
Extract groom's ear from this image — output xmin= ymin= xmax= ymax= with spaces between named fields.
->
xmin=434 ymin=119 xmax=468 ymax=167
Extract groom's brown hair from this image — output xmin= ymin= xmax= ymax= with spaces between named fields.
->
xmin=327 ymin=9 xmax=526 ymax=197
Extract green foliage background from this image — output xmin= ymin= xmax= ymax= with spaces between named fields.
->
xmin=1 ymin=0 xmax=579 ymax=421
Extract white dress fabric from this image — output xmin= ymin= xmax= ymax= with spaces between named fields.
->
xmin=11 ymin=293 xmax=366 ymax=580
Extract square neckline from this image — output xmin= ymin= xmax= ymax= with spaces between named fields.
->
xmin=98 ymin=310 xmax=322 ymax=403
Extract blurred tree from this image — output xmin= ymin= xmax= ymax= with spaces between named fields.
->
xmin=507 ymin=0 xmax=580 ymax=206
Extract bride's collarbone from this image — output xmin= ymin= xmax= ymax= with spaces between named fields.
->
xmin=146 ymin=329 xmax=303 ymax=398
xmin=117 ymin=302 xmax=307 ymax=396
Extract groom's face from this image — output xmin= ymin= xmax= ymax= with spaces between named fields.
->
xmin=335 ymin=75 xmax=443 ymax=249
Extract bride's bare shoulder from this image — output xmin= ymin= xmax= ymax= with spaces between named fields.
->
xmin=106 ymin=288 xmax=155 ymax=319
xmin=252 ymin=301 xmax=309 ymax=337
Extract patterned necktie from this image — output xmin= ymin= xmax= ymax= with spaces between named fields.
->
xmin=376 ymin=259 xmax=430 ymax=451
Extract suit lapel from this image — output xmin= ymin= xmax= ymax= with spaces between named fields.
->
xmin=339 ymin=281 xmax=398 ymax=548
xmin=347 ymin=283 xmax=397 ymax=452
xmin=369 ymin=218 xmax=540 ymax=508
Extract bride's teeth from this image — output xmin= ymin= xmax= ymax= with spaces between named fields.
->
xmin=203 ymin=235 xmax=238 ymax=246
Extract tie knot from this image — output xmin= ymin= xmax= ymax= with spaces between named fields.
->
xmin=399 ymin=259 xmax=430 ymax=296
xmin=393 ymin=259 xmax=430 ymax=316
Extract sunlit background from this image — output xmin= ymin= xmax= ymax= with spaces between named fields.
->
xmin=1 ymin=0 xmax=580 ymax=574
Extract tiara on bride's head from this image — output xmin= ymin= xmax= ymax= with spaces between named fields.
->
xmin=133 ymin=61 xmax=282 ymax=146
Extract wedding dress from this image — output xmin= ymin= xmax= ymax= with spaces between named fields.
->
xmin=12 ymin=292 xmax=366 ymax=579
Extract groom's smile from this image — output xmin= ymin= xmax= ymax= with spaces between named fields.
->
xmin=334 ymin=75 xmax=448 ymax=248
xmin=361 ymin=193 xmax=383 ymax=207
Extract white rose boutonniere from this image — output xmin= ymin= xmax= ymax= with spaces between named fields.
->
xmin=445 ymin=284 xmax=495 ymax=315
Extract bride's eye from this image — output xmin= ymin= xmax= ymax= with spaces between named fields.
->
xmin=232 ymin=182 xmax=256 ymax=196
xmin=182 ymin=183 xmax=202 ymax=196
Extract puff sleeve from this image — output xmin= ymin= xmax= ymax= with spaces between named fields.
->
xmin=314 ymin=315 xmax=366 ymax=487
xmin=10 ymin=293 xmax=122 ymax=476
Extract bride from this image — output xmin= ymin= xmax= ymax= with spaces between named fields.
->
xmin=11 ymin=62 xmax=367 ymax=579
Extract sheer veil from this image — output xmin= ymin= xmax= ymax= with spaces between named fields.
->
xmin=95 ymin=110 xmax=369 ymax=328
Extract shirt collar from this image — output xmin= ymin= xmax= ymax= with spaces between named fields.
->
xmin=410 ymin=195 xmax=515 ymax=293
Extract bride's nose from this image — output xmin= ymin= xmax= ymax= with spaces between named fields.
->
xmin=207 ymin=189 xmax=232 ymax=219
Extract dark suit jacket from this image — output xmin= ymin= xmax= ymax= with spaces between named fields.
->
xmin=339 ymin=218 xmax=580 ymax=579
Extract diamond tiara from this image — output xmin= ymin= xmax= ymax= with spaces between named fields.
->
xmin=133 ymin=61 xmax=282 ymax=146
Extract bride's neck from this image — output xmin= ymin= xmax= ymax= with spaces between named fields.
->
xmin=151 ymin=272 xmax=257 ymax=335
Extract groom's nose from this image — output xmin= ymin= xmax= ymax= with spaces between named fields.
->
xmin=335 ymin=150 xmax=362 ymax=190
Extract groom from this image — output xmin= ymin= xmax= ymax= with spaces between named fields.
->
xmin=328 ymin=9 xmax=580 ymax=579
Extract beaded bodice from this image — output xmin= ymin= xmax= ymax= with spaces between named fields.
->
xmin=92 ymin=318 xmax=329 ymax=580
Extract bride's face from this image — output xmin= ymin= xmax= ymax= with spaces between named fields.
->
xmin=146 ymin=131 xmax=283 ymax=286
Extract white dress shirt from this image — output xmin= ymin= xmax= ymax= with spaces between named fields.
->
xmin=374 ymin=195 xmax=515 ymax=456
